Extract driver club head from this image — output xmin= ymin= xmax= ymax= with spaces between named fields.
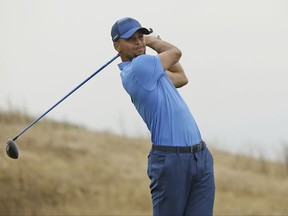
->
xmin=6 ymin=139 xmax=19 ymax=159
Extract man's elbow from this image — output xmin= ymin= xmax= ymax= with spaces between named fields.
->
xmin=181 ymin=76 xmax=189 ymax=87
xmin=174 ymin=49 xmax=182 ymax=63
xmin=183 ymin=77 xmax=189 ymax=86
xmin=176 ymin=77 xmax=188 ymax=88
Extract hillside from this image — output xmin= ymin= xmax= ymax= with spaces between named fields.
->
xmin=0 ymin=111 xmax=288 ymax=215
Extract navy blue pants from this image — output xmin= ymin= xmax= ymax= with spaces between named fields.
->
xmin=147 ymin=144 xmax=215 ymax=216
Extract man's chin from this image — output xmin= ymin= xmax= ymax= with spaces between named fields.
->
xmin=134 ymin=52 xmax=145 ymax=57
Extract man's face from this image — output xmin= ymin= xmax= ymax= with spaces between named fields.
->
xmin=114 ymin=31 xmax=146 ymax=61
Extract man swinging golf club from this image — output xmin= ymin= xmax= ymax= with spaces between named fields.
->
xmin=111 ymin=17 xmax=215 ymax=216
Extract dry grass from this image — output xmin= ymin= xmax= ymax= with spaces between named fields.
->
xmin=0 ymin=111 xmax=288 ymax=215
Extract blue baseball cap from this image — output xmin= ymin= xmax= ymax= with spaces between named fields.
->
xmin=111 ymin=17 xmax=151 ymax=42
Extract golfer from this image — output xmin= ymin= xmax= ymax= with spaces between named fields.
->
xmin=111 ymin=17 xmax=215 ymax=216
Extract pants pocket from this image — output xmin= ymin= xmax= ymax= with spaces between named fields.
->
xmin=147 ymin=151 xmax=167 ymax=196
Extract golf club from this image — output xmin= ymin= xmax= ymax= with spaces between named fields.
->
xmin=5 ymin=54 xmax=120 ymax=159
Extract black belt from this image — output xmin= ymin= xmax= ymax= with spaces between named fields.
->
xmin=152 ymin=141 xmax=205 ymax=153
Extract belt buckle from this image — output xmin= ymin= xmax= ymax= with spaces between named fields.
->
xmin=190 ymin=146 xmax=193 ymax=153
xmin=190 ymin=145 xmax=195 ymax=153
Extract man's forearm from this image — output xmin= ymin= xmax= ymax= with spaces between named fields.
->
xmin=145 ymin=35 xmax=179 ymax=54
xmin=145 ymin=35 xmax=182 ymax=72
xmin=145 ymin=35 xmax=188 ymax=88
xmin=145 ymin=35 xmax=182 ymax=71
xmin=167 ymin=62 xmax=188 ymax=88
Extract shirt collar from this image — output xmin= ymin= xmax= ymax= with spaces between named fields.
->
xmin=118 ymin=61 xmax=130 ymax=70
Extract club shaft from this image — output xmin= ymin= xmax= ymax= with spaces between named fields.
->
xmin=13 ymin=54 xmax=119 ymax=141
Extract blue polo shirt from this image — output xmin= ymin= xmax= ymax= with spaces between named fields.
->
xmin=118 ymin=54 xmax=202 ymax=146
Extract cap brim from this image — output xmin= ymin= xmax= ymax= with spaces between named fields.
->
xmin=121 ymin=27 xmax=151 ymax=39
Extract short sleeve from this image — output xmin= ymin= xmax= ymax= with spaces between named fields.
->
xmin=132 ymin=55 xmax=165 ymax=90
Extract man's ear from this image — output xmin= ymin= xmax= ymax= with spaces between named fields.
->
xmin=113 ymin=42 xmax=120 ymax=52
